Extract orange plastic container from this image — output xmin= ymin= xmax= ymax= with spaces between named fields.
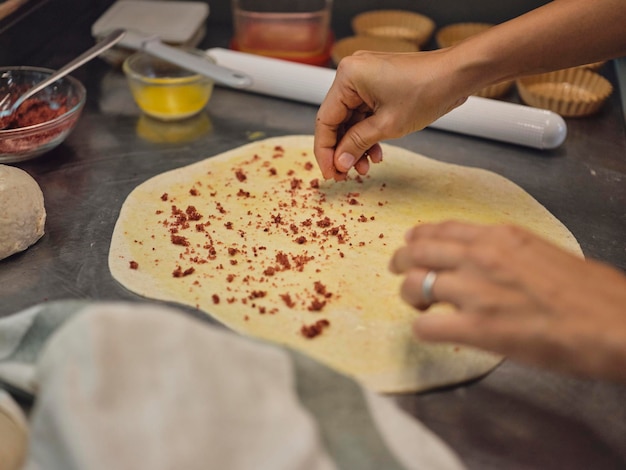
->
xmin=231 ymin=0 xmax=333 ymax=64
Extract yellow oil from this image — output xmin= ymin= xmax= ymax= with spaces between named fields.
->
xmin=136 ymin=112 xmax=213 ymax=143
xmin=131 ymin=80 xmax=213 ymax=120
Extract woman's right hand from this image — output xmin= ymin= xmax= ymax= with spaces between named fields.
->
xmin=314 ymin=49 xmax=470 ymax=180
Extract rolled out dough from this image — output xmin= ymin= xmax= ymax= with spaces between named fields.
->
xmin=109 ymin=136 xmax=581 ymax=393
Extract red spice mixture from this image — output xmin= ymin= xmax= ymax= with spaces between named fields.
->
xmin=1 ymin=98 xmax=68 ymax=130
xmin=0 ymin=96 xmax=74 ymax=154
xmin=128 ymin=143 xmax=391 ymax=340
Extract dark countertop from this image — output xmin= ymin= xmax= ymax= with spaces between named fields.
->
xmin=1 ymin=7 xmax=626 ymax=470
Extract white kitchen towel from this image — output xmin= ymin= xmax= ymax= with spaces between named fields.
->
xmin=0 ymin=301 xmax=465 ymax=470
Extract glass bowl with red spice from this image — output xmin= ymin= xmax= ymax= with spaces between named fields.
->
xmin=0 ymin=66 xmax=86 ymax=163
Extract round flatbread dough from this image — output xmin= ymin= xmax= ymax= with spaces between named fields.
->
xmin=0 ymin=165 xmax=46 ymax=260
xmin=109 ymin=136 xmax=582 ymax=393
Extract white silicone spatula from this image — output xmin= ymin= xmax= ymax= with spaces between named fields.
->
xmin=119 ymin=31 xmax=252 ymax=89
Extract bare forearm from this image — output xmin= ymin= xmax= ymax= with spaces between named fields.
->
xmin=313 ymin=0 xmax=626 ymax=179
xmin=450 ymin=0 xmax=626 ymax=94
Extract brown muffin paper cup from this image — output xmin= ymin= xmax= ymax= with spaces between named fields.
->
xmin=435 ymin=22 xmax=493 ymax=48
xmin=577 ymin=60 xmax=607 ymax=71
xmin=352 ymin=10 xmax=436 ymax=47
xmin=474 ymin=80 xmax=515 ymax=99
xmin=516 ymin=68 xmax=613 ymax=117
xmin=331 ymin=35 xmax=419 ymax=65
xmin=433 ymin=23 xmax=512 ymax=98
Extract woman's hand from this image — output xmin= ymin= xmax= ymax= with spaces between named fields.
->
xmin=314 ymin=50 xmax=468 ymax=181
xmin=389 ymin=221 xmax=626 ymax=382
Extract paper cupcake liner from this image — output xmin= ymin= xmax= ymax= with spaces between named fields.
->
xmin=516 ymin=68 xmax=613 ymax=117
xmin=352 ymin=10 xmax=436 ymax=47
xmin=576 ymin=60 xmax=606 ymax=71
xmin=435 ymin=22 xmax=493 ymax=48
xmin=474 ymin=80 xmax=514 ymax=99
xmin=331 ymin=35 xmax=419 ymax=65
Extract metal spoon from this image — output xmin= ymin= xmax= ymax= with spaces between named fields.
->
xmin=0 ymin=28 xmax=125 ymax=123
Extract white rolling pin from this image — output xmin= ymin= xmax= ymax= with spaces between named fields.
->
xmin=207 ymin=47 xmax=567 ymax=150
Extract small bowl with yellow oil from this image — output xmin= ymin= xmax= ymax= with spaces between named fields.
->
xmin=123 ymin=49 xmax=215 ymax=121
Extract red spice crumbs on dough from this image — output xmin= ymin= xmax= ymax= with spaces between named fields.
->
xmin=314 ymin=281 xmax=332 ymax=298
xmin=171 ymin=234 xmax=190 ymax=246
xmin=276 ymin=252 xmax=291 ymax=270
xmin=172 ymin=266 xmax=195 ymax=277
xmin=307 ymin=298 xmax=326 ymax=311
xmin=144 ymin=143 xmax=387 ymax=327
xmin=186 ymin=206 xmax=202 ymax=221
xmin=280 ymin=293 xmax=296 ymax=308
xmin=235 ymin=169 xmax=247 ymax=182
xmin=316 ymin=217 xmax=331 ymax=228
xmin=301 ymin=319 xmax=330 ymax=339
xmin=129 ymin=261 xmax=139 ymax=270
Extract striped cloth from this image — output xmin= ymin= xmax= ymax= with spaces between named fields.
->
xmin=0 ymin=301 xmax=465 ymax=470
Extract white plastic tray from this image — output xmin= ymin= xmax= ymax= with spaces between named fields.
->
xmin=92 ymin=0 xmax=209 ymax=44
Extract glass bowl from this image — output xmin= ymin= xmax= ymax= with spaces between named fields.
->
xmin=231 ymin=0 xmax=333 ymax=64
xmin=123 ymin=49 xmax=215 ymax=121
xmin=0 ymin=66 xmax=86 ymax=163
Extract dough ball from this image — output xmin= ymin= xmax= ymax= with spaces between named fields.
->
xmin=0 ymin=165 xmax=46 ymax=260
xmin=0 ymin=391 xmax=28 ymax=470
